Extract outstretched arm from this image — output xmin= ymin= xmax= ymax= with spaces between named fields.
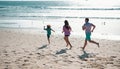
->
xmin=44 ymin=26 xmax=46 ymax=30
xmin=52 ymin=29 xmax=55 ymax=32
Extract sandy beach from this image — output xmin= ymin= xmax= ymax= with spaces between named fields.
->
xmin=0 ymin=28 xmax=120 ymax=69
xmin=0 ymin=0 xmax=120 ymax=69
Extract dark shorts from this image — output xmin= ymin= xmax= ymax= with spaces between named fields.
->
xmin=47 ymin=34 xmax=50 ymax=38
xmin=65 ymin=35 xmax=70 ymax=36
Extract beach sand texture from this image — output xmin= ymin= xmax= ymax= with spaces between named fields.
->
xmin=0 ymin=29 xmax=120 ymax=69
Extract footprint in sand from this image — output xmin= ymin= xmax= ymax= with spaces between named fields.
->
xmin=4 ymin=53 xmax=8 ymax=56
xmin=4 ymin=62 xmax=11 ymax=64
xmin=63 ymin=60 xmax=73 ymax=64
xmin=110 ymin=56 xmax=117 ymax=58
xmin=36 ymin=52 xmax=41 ymax=55
xmin=36 ymin=52 xmax=45 ymax=59
xmin=3 ymin=50 xmax=9 ymax=56
xmin=12 ymin=50 xmax=17 ymax=54
xmin=4 ymin=62 xmax=9 ymax=69
xmin=4 ymin=65 xmax=9 ymax=69
xmin=29 ymin=53 xmax=33 ymax=55
xmin=24 ymin=59 xmax=29 ymax=62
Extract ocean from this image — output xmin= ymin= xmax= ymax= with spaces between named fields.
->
xmin=0 ymin=1 xmax=120 ymax=20
xmin=0 ymin=1 xmax=120 ymax=40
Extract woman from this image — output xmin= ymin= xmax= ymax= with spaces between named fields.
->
xmin=62 ymin=20 xmax=72 ymax=49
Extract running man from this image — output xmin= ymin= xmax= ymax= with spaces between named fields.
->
xmin=82 ymin=18 xmax=99 ymax=50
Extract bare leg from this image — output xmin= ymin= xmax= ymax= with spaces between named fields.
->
xmin=47 ymin=35 xmax=50 ymax=44
xmin=47 ymin=38 xmax=50 ymax=44
xmin=66 ymin=36 xmax=72 ymax=49
xmin=64 ymin=37 xmax=68 ymax=46
xmin=89 ymin=40 xmax=99 ymax=47
xmin=83 ymin=39 xmax=87 ymax=50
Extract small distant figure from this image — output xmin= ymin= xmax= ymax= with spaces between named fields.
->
xmin=44 ymin=25 xmax=55 ymax=44
xmin=82 ymin=18 xmax=99 ymax=50
xmin=62 ymin=20 xmax=72 ymax=49
xmin=103 ymin=22 xmax=106 ymax=25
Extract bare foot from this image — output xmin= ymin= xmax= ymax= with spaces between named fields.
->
xmin=80 ymin=47 xmax=84 ymax=51
xmin=97 ymin=43 xmax=99 ymax=48
xmin=69 ymin=46 xmax=72 ymax=50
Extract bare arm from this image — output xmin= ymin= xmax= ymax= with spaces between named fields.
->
xmin=51 ymin=29 xmax=55 ymax=32
xmin=44 ymin=26 xmax=46 ymax=30
xmin=62 ymin=31 xmax=64 ymax=33
xmin=82 ymin=23 xmax=86 ymax=30
xmin=62 ymin=26 xmax=64 ymax=33
xmin=69 ymin=26 xmax=72 ymax=32
xmin=91 ymin=24 xmax=96 ymax=32
xmin=82 ymin=25 xmax=85 ymax=30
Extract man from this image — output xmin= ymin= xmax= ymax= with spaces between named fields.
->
xmin=82 ymin=18 xmax=99 ymax=50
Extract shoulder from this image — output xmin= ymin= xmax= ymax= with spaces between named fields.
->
xmin=46 ymin=28 xmax=51 ymax=30
xmin=49 ymin=28 xmax=52 ymax=30
xmin=83 ymin=23 xmax=87 ymax=26
xmin=69 ymin=25 xmax=71 ymax=28
xmin=88 ymin=22 xmax=93 ymax=25
xmin=90 ymin=23 xmax=95 ymax=26
xmin=63 ymin=25 xmax=66 ymax=28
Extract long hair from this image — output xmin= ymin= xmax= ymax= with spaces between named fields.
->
xmin=64 ymin=20 xmax=70 ymax=30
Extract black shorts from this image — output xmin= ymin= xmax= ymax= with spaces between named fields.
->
xmin=65 ymin=35 xmax=70 ymax=36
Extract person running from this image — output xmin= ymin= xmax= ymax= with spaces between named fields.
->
xmin=44 ymin=25 xmax=55 ymax=44
xmin=82 ymin=18 xmax=99 ymax=50
xmin=62 ymin=20 xmax=72 ymax=49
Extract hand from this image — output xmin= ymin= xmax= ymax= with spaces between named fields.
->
xmin=82 ymin=26 xmax=85 ymax=30
xmin=91 ymin=30 xmax=93 ymax=32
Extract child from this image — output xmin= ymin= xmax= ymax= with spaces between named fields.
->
xmin=82 ymin=18 xmax=99 ymax=50
xmin=44 ymin=25 xmax=55 ymax=44
xmin=62 ymin=20 xmax=72 ymax=49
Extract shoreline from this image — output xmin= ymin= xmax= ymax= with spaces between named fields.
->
xmin=0 ymin=28 xmax=120 ymax=41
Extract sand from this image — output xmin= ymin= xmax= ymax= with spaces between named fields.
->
xmin=0 ymin=28 xmax=120 ymax=69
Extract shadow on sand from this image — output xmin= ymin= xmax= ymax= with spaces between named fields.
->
xmin=79 ymin=50 xmax=89 ymax=61
xmin=79 ymin=50 xmax=97 ymax=61
xmin=56 ymin=48 xmax=68 ymax=55
xmin=38 ymin=44 xmax=47 ymax=50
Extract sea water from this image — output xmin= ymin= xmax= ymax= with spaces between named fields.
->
xmin=0 ymin=1 xmax=120 ymax=40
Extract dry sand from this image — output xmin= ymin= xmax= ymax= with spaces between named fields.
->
xmin=0 ymin=29 xmax=120 ymax=69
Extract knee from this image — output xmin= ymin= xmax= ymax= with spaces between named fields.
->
xmin=64 ymin=37 xmax=66 ymax=40
xmin=88 ymin=40 xmax=91 ymax=42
